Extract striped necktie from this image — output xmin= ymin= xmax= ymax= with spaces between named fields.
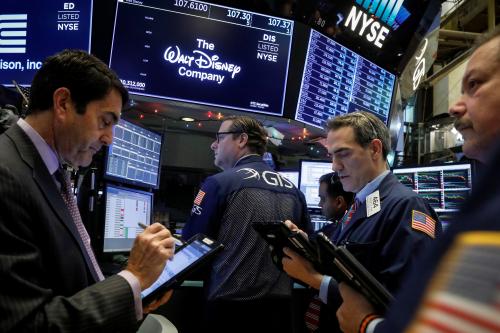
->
xmin=304 ymin=294 xmax=322 ymax=332
xmin=56 ymin=168 xmax=105 ymax=281
xmin=342 ymin=200 xmax=359 ymax=230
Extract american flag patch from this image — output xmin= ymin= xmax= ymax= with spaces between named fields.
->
xmin=193 ymin=190 xmax=206 ymax=206
xmin=407 ymin=232 xmax=500 ymax=332
xmin=411 ymin=210 xmax=436 ymax=238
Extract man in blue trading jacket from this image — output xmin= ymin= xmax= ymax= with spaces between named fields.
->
xmin=182 ymin=115 xmax=312 ymax=332
xmin=283 ymin=111 xmax=441 ymax=332
xmin=336 ymin=26 xmax=500 ymax=333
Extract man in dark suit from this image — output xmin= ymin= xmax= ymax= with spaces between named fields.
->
xmin=336 ymin=26 xmax=500 ymax=333
xmin=0 ymin=50 xmax=175 ymax=332
xmin=283 ymin=112 xmax=440 ymax=332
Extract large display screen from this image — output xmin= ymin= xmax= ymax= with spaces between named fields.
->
xmin=295 ymin=29 xmax=396 ymax=128
xmin=299 ymin=160 xmax=333 ymax=209
xmin=104 ymin=185 xmax=153 ymax=253
xmin=105 ymin=119 xmax=163 ymax=189
xmin=0 ymin=0 xmax=93 ymax=86
xmin=393 ymin=163 xmax=473 ymax=229
xmin=110 ymin=0 xmax=293 ymax=116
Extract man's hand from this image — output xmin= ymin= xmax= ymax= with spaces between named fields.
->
xmin=126 ymin=223 xmax=175 ymax=290
xmin=282 ymin=247 xmax=322 ymax=289
xmin=283 ymin=220 xmax=309 ymax=240
xmin=143 ymin=290 xmax=174 ymax=314
xmin=337 ymin=282 xmax=377 ymax=333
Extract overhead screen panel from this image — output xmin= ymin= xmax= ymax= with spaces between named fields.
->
xmin=105 ymin=119 xmax=163 ymax=189
xmin=0 ymin=0 xmax=93 ymax=86
xmin=295 ymin=29 xmax=396 ymax=129
xmin=110 ymin=0 xmax=293 ymax=116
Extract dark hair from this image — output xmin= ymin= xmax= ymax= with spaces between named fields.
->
xmin=226 ymin=115 xmax=268 ymax=155
xmin=28 ymin=49 xmax=128 ymax=115
xmin=325 ymin=111 xmax=391 ymax=160
xmin=319 ymin=172 xmax=354 ymax=204
xmin=471 ymin=25 xmax=500 ymax=61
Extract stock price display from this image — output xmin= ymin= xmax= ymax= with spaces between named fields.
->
xmin=295 ymin=30 xmax=395 ymax=128
xmin=110 ymin=0 xmax=293 ymax=116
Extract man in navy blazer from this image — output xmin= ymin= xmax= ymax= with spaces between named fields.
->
xmin=336 ymin=27 xmax=500 ymax=333
xmin=283 ymin=111 xmax=441 ymax=332
xmin=0 ymin=50 xmax=175 ymax=332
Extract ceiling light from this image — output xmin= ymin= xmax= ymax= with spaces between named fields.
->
xmin=181 ymin=117 xmax=195 ymax=122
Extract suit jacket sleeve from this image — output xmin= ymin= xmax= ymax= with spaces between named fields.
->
xmin=0 ymin=164 xmax=138 ymax=333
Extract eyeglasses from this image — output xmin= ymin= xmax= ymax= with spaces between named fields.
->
xmin=215 ymin=131 xmax=243 ymax=143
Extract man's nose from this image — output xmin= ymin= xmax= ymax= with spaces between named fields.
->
xmin=449 ymin=97 xmax=466 ymax=118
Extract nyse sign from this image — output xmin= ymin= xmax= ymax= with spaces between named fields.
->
xmin=344 ymin=0 xmax=411 ymax=49
xmin=344 ymin=5 xmax=390 ymax=48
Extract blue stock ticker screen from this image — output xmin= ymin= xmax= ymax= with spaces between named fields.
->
xmin=109 ymin=0 xmax=293 ymax=116
xmin=0 ymin=0 xmax=92 ymax=86
xmin=295 ymin=29 xmax=396 ymax=129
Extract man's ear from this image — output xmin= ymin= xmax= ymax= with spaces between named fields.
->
xmin=239 ymin=132 xmax=249 ymax=148
xmin=52 ymin=87 xmax=72 ymax=120
xmin=370 ymin=139 xmax=383 ymax=160
xmin=335 ymin=195 xmax=346 ymax=210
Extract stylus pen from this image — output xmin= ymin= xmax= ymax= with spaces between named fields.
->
xmin=137 ymin=222 xmax=148 ymax=230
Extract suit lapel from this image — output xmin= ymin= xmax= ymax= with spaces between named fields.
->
xmin=338 ymin=174 xmax=394 ymax=241
xmin=7 ymin=125 xmax=100 ymax=282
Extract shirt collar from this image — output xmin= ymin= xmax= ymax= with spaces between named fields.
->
xmin=355 ymin=170 xmax=390 ymax=204
xmin=17 ymin=118 xmax=60 ymax=175
xmin=233 ymin=153 xmax=261 ymax=168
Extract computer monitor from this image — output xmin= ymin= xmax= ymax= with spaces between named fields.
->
xmin=299 ymin=160 xmax=333 ymax=209
xmin=278 ymin=171 xmax=299 ymax=188
xmin=103 ymin=184 xmax=153 ymax=253
xmin=294 ymin=29 xmax=396 ymax=128
xmin=1 ymin=0 xmax=93 ymax=86
xmin=392 ymin=162 xmax=473 ymax=228
xmin=105 ymin=119 xmax=163 ymax=189
xmin=109 ymin=0 xmax=294 ymax=116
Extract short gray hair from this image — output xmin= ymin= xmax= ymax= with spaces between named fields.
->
xmin=326 ymin=111 xmax=391 ymax=160
xmin=471 ymin=25 xmax=500 ymax=63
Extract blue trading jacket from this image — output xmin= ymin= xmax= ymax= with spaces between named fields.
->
xmin=183 ymin=155 xmax=311 ymax=301
xmin=332 ymin=173 xmax=442 ymax=294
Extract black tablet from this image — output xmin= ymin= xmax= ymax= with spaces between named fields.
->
xmin=252 ymin=221 xmax=320 ymax=270
xmin=315 ymin=232 xmax=394 ymax=311
xmin=141 ymin=234 xmax=223 ymax=305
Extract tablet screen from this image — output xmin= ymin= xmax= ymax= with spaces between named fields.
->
xmin=141 ymin=237 xmax=215 ymax=299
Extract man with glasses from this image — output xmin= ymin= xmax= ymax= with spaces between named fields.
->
xmin=183 ymin=115 xmax=312 ymax=332
xmin=283 ymin=111 xmax=440 ymax=332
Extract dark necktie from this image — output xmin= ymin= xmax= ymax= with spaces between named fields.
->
xmin=56 ymin=168 xmax=105 ymax=281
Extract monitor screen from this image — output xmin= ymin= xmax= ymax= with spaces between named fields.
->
xmin=103 ymin=184 xmax=153 ymax=253
xmin=105 ymin=119 xmax=163 ymax=189
xmin=109 ymin=0 xmax=293 ymax=116
xmin=393 ymin=163 xmax=473 ymax=226
xmin=0 ymin=0 xmax=93 ymax=86
xmin=299 ymin=160 xmax=333 ymax=209
xmin=278 ymin=171 xmax=299 ymax=188
xmin=295 ymin=29 xmax=396 ymax=128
